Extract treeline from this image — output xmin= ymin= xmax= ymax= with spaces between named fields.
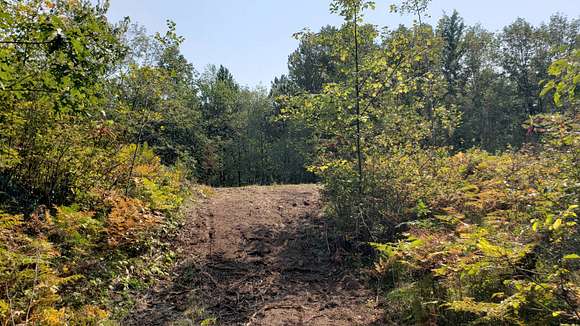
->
xmin=1 ymin=0 xmax=574 ymax=211
xmin=280 ymin=0 xmax=579 ymax=325
xmin=279 ymin=9 xmax=578 ymax=152
xmin=118 ymin=26 xmax=316 ymax=188
xmin=1 ymin=4 xmax=316 ymax=212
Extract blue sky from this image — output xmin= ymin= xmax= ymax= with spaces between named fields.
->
xmin=105 ymin=0 xmax=579 ymax=87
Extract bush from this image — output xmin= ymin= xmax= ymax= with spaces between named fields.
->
xmin=0 ymin=142 xmax=187 ymax=324
xmin=370 ymin=125 xmax=579 ymax=324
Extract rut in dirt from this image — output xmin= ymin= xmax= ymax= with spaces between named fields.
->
xmin=126 ymin=185 xmax=382 ymax=325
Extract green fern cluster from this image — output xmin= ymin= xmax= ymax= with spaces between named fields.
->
xmin=374 ymin=141 xmax=579 ymax=325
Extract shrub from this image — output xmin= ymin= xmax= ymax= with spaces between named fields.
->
xmin=371 ymin=129 xmax=579 ymax=324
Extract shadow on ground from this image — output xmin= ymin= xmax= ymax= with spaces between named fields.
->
xmin=125 ymin=185 xmax=384 ymax=326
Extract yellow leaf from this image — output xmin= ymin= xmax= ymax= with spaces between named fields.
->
xmin=553 ymin=218 xmax=563 ymax=230
xmin=563 ymin=254 xmax=580 ymax=260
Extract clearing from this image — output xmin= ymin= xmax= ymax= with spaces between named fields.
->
xmin=126 ymin=185 xmax=382 ymax=325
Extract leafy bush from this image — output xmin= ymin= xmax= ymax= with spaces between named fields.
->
xmin=371 ymin=133 xmax=579 ymax=324
xmin=0 ymin=136 xmax=187 ymax=324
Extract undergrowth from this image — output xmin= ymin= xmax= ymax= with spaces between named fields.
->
xmin=0 ymin=146 xmax=189 ymax=324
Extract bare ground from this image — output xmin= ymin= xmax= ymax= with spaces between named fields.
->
xmin=126 ymin=185 xmax=382 ymax=325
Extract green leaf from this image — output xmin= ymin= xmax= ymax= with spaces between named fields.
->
xmin=477 ymin=239 xmax=505 ymax=258
xmin=553 ymin=92 xmax=562 ymax=107
xmin=547 ymin=59 xmax=566 ymax=76
xmin=540 ymin=80 xmax=555 ymax=97
xmin=71 ymin=38 xmax=83 ymax=56
xmin=545 ymin=214 xmax=554 ymax=226
xmin=563 ymin=254 xmax=580 ymax=260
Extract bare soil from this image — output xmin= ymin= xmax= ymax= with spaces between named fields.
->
xmin=126 ymin=185 xmax=382 ymax=325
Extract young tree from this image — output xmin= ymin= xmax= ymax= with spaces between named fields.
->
xmin=329 ymin=0 xmax=376 ymax=196
xmin=438 ymin=10 xmax=466 ymax=101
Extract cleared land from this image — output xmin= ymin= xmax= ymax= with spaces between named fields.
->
xmin=127 ymin=185 xmax=382 ymax=325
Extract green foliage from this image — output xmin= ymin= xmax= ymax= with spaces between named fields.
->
xmin=330 ymin=0 xmax=376 ymax=21
xmin=451 ymin=14 xmax=578 ymax=151
xmin=52 ymin=206 xmax=103 ymax=255
xmin=283 ymin=2 xmax=459 ymax=239
xmin=196 ymin=66 xmax=315 ymax=186
xmin=0 ymin=0 xmax=139 ymax=207
xmin=0 ymin=211 xmax=97 ymax=324
xmin=541 ymin=49 xmax=579 ymax=111
xmin=371 ymin=131 xmax=579 ymax=324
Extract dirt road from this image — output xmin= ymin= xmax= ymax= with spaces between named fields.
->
xmin=127 ymin=185 xmax=382 ymax=325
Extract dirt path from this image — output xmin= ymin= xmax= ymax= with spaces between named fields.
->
xmin=127 ymin=185 xmax=382 ymax=325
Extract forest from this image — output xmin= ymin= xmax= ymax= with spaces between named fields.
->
xmin=0 ymin=0 xmax=578 ymax=325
